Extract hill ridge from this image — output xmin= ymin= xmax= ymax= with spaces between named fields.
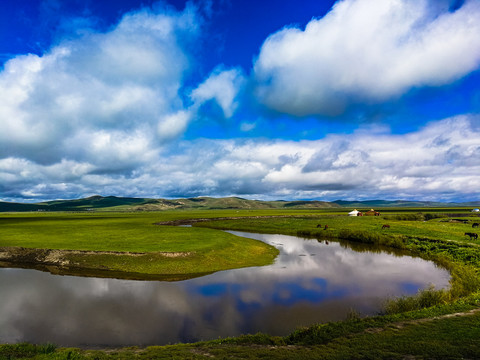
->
xmin=0 ymin=196 xmax=478 ymax=212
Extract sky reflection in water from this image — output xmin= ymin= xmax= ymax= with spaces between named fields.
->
xmin=0 ymin=232 xmax=450 ymax=347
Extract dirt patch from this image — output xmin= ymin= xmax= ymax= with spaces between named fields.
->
xmin=364 ymin=308 xmax=480 ymax=334
xmin=0 ymin=246 xmax=194 ymax=281
xmin=0 ymin=246 xmax=190 ymax=267
xmin=0 ymin=246 xmax=205 ymax=281
xmin=189 ymin=349 xmax=215 ymax=358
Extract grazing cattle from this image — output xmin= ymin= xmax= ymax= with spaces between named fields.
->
xmin=316 ymin=224 xmax=322 ymax=228
xmin=465 ymin=232 xmax=478 ymax=240
xmin=324 ymin=225 xmax=328 ymax=230
xmin=473 ymin=223 xmax=479 ymax=228
xmin=382 ymin=224 xmax=390 ymax=229
xmin=374 ymin=212 xmax=380 ymax=216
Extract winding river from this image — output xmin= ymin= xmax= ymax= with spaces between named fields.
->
xmin=0 ymin=231 xmax=450 ymax=348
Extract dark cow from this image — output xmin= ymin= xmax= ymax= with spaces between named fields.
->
xmin=473 ymin=223 xmax=479 ymax=228
xmin=316 ymin=224 xmax=322 ymax=228
xmin=465 ymin=232 xmax=478 ymax=240
xmin=382 ymin=224 xmax=390 ymax=229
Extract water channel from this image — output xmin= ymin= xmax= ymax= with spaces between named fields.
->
xmin=0 ymin=231 xmax=450 ymax=348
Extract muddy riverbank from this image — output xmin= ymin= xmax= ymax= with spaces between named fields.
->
xmin=0 ymin=246 xmax=199 ymax=281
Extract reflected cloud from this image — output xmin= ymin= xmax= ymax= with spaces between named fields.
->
xmin=0 ymin=232 xmax=450 ymax=347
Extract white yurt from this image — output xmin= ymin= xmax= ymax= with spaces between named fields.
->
xmin=348 ymin=209 xmax=359 ymax=216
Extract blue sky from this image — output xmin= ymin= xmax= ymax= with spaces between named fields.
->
xmin=0 ymin=0 xmax=479 ymax=202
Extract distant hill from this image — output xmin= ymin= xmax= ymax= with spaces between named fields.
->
xmin=0 ymin=196 xmax=149 ymax=212
xmin=332 ymin=200 xmax=480 ymax=208
xmin=0 ymin=196 xmax=340 ymax=212
xmin=112 ymin=196 xmax=341 ymax=211
xmin=0 ymin=196 xmax=478 ymax=212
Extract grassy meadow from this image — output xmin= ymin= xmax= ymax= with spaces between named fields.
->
xmin=0 ymin=211 xmax=286 ymax=278
xmin=2 ymin=206 xmax=480 ymax=358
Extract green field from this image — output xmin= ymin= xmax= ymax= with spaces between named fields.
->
xmin=2 ymin=207 xmax=480 ymax=359
xmin=0 ymin=211 xmax=285 ymax=278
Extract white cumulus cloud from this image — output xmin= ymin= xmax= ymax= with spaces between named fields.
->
xmin=191 ymin=67 xmax=246 ymax=118
xmin=1 ymin=115 xmax=479 ymax=202
xmin=0 ymin=4 xmax=199 ymax=166
xmin=253 ymin=0 xmax=480 ymax=116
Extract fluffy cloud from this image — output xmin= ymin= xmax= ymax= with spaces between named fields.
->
xmin=3 ymin=115 xmax=479 ymax=202
xmin=253 ymin=0 xmax=480 ymax=116
xmin=0 ymin=4 xmax=198 ymax=166
xmin=190 ymin=67 xmax=246 ymax=118
xmin=0 ymin=2 xmax=249 ymax=195
xmin=139 ymin=115 xmax=480 ymax=202
xmin=261 ymin=115 xmax=480 ymax=200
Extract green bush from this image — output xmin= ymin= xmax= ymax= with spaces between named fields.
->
xmin=383 ymin=285 xmax=447 ymax=315
xmin=338 ymin=229 xmax=383 ymax=245
xmin=0 ymin=343 xmax=56 ymax=359
xmin=383 ymin=213 xmax=424 ymax=221
xmin=448 ymin=264 xmax=480 ymax=300
xmin=424 ymin=213 xmax=448 ymax=221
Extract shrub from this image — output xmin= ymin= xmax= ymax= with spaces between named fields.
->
xmin=383 ymin=285 xmax=447 ymax=315
xmin=448 ymin=264 xmax=480 ymax=300
xmin=383 ymin=213 xmax=424 ymax=221
xmin=297 ymin=230 xmax=312 ymax=237
xmin=424 ymin=213 xmax=448 ymax=221
xmin=0 ymin=343 xmax=56 ymax=359
xmin=338 ymin=229 xmax=384 ymax=245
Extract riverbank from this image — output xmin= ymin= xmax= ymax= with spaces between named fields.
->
xmin=0 ymin=246 xmax=206 ymax=280
xmin=0 ymin=212 xmax=279 ymax=279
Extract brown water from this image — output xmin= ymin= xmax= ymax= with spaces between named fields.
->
xmin=0 ymin=231 xmax=450 ymax=348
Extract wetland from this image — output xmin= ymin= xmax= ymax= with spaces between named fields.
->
xmin=0 ymin=230 xmax=449 ymax=347
xmin=2 ymin=209 xmax=480 ymax=358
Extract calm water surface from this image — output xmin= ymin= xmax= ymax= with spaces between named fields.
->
xmin=0 ymin=231 xmax=450 ymax=347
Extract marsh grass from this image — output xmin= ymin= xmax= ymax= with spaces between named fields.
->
xmin=448 ymin=264 xmax=480 ymax=299
xmin=383 ymin=285 xmax=448 ymax=315
xmin=0 ymin=343 xmax=56 ymax=359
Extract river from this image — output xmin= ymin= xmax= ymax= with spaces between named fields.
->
xmin=0 ymin=231 xmax=450 ymax=348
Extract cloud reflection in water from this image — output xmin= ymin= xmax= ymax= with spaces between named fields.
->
xmin=0 ymin=232 xmax=450 ymax=347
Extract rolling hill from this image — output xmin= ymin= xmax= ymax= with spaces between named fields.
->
xmin=0 ymin=196 xmax=478 ymax=212
xmin=0 ymin=196 xmax=340 ymax=212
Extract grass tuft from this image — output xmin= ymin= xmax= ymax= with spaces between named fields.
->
xmin=0 ymin=343 xmax=56 ymax=359
xmin=383 ymin=285 xmax=447 ymax=315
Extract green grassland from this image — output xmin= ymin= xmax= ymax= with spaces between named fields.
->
xmin=2 ymin=206 xmax=480 ymax=358
xmin=193 ymin=209 xmax=477 ymax=242
xmin=0 ymin=211 xmax=285 ymax=278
